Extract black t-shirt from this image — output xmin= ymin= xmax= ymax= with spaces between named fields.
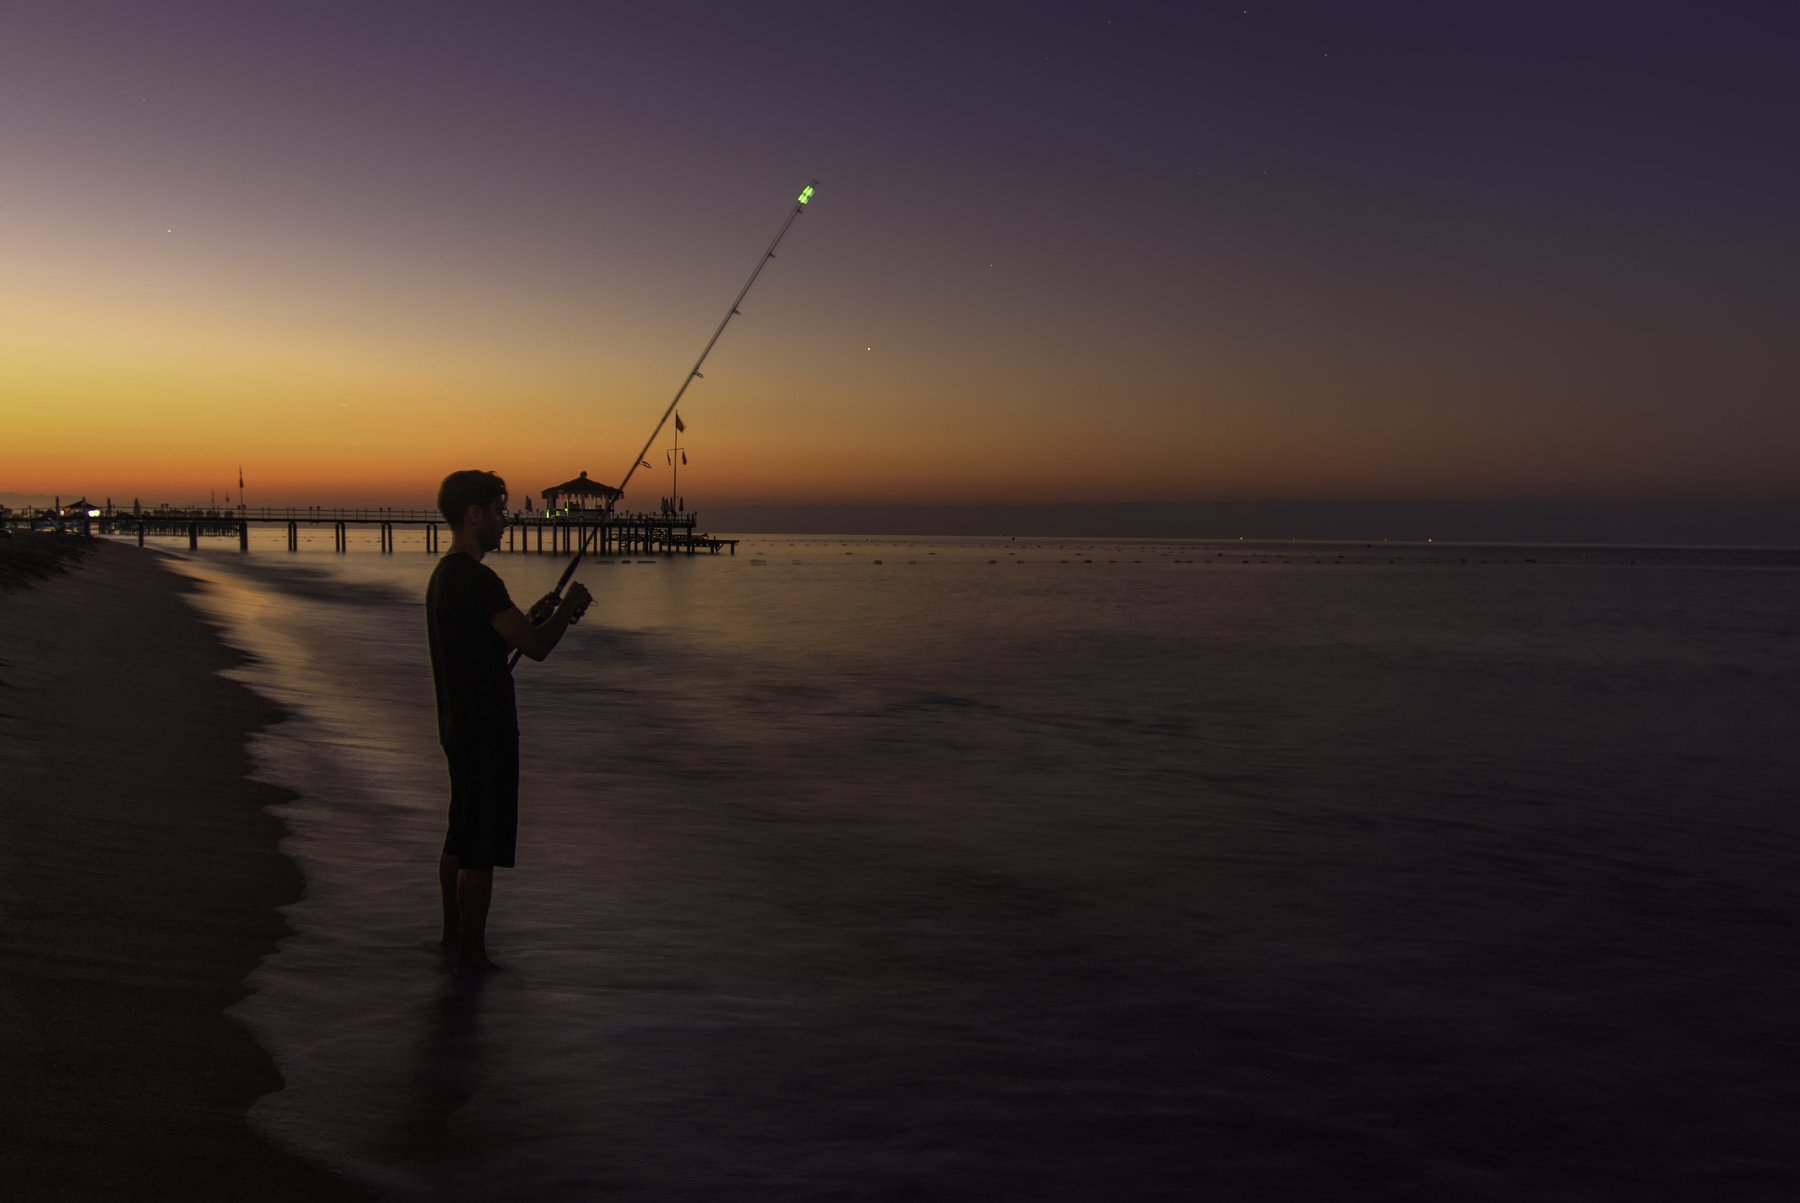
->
xmin=426 ymin=552 xmax=519 ymax=747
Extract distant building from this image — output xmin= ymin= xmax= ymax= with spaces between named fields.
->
xmin=540 ymin=471 xmax=622 ymax=514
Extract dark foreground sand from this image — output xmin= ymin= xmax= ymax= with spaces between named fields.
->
xmin=0 ymin=536 xmax=365 ymax=1200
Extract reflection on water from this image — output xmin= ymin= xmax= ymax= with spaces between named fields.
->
xmin=163 ymin=535 xmax=1800 ymax=1200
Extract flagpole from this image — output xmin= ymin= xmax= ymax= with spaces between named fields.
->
xmin=509 ymin=179 xmax=819 ymax=671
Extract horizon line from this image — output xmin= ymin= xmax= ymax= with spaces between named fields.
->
xmin=12 ymin=496 xmax=1793 ymax=547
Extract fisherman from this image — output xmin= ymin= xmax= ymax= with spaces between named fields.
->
xmin=428 ymin=469 xmax=592 ymax=972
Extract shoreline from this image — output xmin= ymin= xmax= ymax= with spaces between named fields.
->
xmin=0 ymin=538 xmax=365 ymax=1199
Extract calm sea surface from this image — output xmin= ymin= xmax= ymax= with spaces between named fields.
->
xmin=158 ymin=532 xmax=1799 ymax=1200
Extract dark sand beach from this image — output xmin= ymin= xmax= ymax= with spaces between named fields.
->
xmin=0 ymin=535 xmax=363 ymax=1199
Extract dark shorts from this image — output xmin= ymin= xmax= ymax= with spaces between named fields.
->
xmin=443 ymin=737 xmax=520 ymax=870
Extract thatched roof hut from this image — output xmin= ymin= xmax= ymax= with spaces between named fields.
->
xmin=541 ymin=471 xmax=621 ymax=512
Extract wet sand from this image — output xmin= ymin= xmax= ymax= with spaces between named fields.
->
xmin=0 ymin=537 xmax=364 ymax=1199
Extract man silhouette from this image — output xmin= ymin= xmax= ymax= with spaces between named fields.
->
xmin=427 ymin=469 xmax=592 ymax=972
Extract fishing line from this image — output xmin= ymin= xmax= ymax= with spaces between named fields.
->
xmin=510 ymin=179 xmax=819 ymax=671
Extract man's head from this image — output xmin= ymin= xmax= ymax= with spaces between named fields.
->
xmin=438 ymin=470 xmax=508 ymax=551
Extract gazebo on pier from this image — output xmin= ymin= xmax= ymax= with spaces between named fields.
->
xmin=540 ymin=471 xmax=622 ymax=515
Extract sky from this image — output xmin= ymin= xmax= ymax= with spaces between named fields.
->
xmin=3 ymin=1 xmax=1797 ymax=516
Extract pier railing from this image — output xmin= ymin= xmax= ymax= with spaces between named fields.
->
xmin=4 ymin=504 xmax=683 ymax=523
xmin=2 ymin=506 xmax=737 ymax=556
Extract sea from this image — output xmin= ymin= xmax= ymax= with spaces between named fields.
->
xmin=152 ymin=528 xmax=1799 ymax=1201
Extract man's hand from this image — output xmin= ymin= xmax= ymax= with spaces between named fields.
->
xmin=498 ymin=582 xmax=595 ymax=662
xmin=565 ymin=581 xmax=593 ymax=624
xmin=527 ymin=592 xmax=559 ymax=626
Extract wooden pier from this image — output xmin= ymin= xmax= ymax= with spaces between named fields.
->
xmin=3 ymin=506 xmax=738 ymax=556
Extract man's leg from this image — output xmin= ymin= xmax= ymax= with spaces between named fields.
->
xmin=457 ymin=868 xmax=495 ymax=970
xmin=438 ymin=852 xmax=461 ymax=947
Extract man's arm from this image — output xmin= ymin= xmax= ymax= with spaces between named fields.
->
xmin=491 ymin=583 xmax=592 ymax=662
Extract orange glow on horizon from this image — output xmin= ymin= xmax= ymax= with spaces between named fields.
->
xmin=4 ymin=5 xmax=1798 ymax=523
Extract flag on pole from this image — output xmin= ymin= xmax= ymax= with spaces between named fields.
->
xmin=675 ymin=413 xmax=686 ymax=434
xmin=238 ymin=465 xmax=244 ymax=490
xmin=665 ymin=452 xmax=672 ymax=465
xmin=681 ymin=451 xmax=687 ymax=465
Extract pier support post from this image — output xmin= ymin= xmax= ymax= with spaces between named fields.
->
xmin=239 ymin=520 xmax=249 ymax=552
xmin=189 ymin=522 xmax=198 ymax=550
xmin=137 ymin=522 xmax=145 ymax=548
xmin=287 ymin=521 xmax=298 ymax=551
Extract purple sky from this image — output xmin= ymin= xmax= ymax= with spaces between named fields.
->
xmin=5 ymin=2 xmax=1797 ymax=512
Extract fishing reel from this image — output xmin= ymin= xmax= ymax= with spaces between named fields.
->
xmin=568 ymin=593 xmax=592 ymax=625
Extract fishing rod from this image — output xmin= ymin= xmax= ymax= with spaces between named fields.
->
xmin=509 ymin=178 xmax=819 ymax=671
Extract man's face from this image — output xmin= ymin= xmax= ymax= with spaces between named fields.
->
xmin=468 ymin=497 xmax=508 ymax=551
